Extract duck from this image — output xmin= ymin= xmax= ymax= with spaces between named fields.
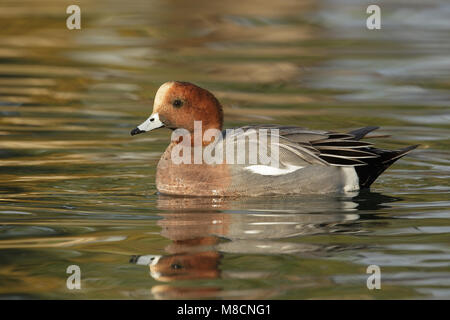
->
xmin=130 ymin=81 xmax=418 ymax=196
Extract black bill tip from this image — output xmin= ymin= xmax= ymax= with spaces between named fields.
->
xmin=129 ymin=255 xmax=140 ymax=264
xmin=130 ymin=127 xmax=145 ymax=136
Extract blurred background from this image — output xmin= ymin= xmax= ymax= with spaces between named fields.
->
xmin=0 ymin=0 xmax=449 ymax=299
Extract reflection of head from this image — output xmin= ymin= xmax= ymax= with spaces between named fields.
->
xmin=132 ymin=251 xmax=221 ymax=282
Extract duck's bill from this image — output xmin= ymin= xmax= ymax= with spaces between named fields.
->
xmin=130 ymin=113 xmax=164 ymax=136
xmin=129 ymin=254 xmax=162 ymax=266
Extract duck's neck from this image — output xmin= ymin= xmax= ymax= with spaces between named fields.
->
xmin=191 ymin=102 xmax=224 ymax=146
xmin=189 ymin=123 xmax=223 ymax=147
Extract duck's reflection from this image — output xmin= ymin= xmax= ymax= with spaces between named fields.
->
xmin=131 ymin=192 xmax=398 ymax=299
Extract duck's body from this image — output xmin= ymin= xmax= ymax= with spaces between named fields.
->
xmin=131 ymin=81 xmax=418 ymax=197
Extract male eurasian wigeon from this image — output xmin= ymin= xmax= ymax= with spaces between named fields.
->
xmin=131 ymin=81 xmax=418 ymax=196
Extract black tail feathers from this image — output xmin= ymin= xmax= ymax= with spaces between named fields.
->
xmin=355 ymin=144 xmax=419 ymax=189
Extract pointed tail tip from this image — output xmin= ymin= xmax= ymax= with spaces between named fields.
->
xmin=357 ymin=144 xmax=420 ymax=188
xmin=387 ymin=144 xmax=420 ymax=163
xmin=400 ymin=144 xmax=420 ymax=154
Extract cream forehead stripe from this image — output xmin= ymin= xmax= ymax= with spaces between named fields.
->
xmin=153 ymin=82 xmax=174 ymax=111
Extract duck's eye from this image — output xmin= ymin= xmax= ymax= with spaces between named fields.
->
xmin=171 ymin=263 xmax=183 ymax=270
xmin=172 ymin=99 xmax=183 ymax=108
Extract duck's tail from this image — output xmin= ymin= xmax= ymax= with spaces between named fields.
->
xmin=355 ymin=144 xmax=419 ymax=188
xmin=346 ymin=126 xmax=419 ymax=188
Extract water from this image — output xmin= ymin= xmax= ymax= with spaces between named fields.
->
xmin=0 ymin=0 xmax=449 ymax=299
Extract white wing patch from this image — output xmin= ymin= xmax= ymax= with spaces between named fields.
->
xmin=244 ymin=164 xmax=304 ymax=176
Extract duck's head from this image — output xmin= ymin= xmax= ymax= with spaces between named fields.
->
xmin=131 ymin=81 xmax=223 ymax=136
